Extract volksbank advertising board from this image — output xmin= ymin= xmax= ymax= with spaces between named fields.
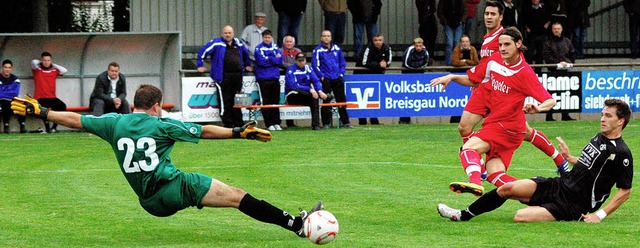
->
xmin=180 ymin=69 xmax=639 ymax=122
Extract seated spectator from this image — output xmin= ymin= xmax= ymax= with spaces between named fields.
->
xmin=543 ymin=22 xmax=576 ymax=121
xmin=399 ymin=37 xmax=430 ymax=124
xmin=285 ymin=53 xmax=328 ymax=130
xmin=90 ymin=62 xmax=131 ymax=116
xmin=0 ymin=59 xmax=26 ymax=133
xmin=31 ymin=51 xmax=67 ymax=133
xmin=356 ymin=34 xmax=391 ymax=125
xmin=451 ymin=35 xmax=479 ymax=67
xmin=279 ymin=35 xmax=303 ymax=128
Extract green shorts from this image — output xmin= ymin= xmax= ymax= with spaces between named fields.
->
xmin=139 ymin=172 xmax=212 ymax=217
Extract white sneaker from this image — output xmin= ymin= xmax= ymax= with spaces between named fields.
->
xmin=437 ymin=203 xmax=462 ymax=221
xmin=274 ymin=124 xmax=283 ymax=131
xmin=268 ymin=125 xmax=277 ymax=131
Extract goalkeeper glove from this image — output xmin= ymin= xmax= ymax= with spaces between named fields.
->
xmin=11 ymin=94 xmax=50 ymax=119
xmin=232 ymin=121 xmax=272 ymax=142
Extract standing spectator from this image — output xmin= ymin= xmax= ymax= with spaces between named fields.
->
xmin=318 ymin=0 xmax=348 ymax=45
xmin=254 ymin=30 xmax=284 ymax=131
xmin=0 ymin=59 xmax=26 ymax=133
xmin=464 ymin=0 xmax=481 ymax=38
xmin=400 ymin=37 xmax=430 ymax=124
xmin=280 ymin=35 xmax=303 ymax=128
xmin=502 ymin=0 xmax=518 ymax=28
xmin=356 ymin=34 xmax=391 ymax=125
xmin=241 ymin=12 xmax=269 ymax=62
xmin=568 ymin=0 xmax=590 ymax=59
xmin=451 ymin=35 xmax=479 ymax=67
xmin=347 ymin=0 xmax=382 ymax=62
xmin=272 ymin=0 xmax=307 ymax=48
xmin=31 ymin=51 xmax=67 ymax=133
xmin=415 ymin=0 xmax=438 ymax=66
xmin=543 ymin=22 xmax=576 ymax=121
xmin=437 ymin=0 xmax=467 ymax=66
xmin=90 ymin=62 xmax=131 ymax=117
xmin=624 ymin=0 xmax=640 ymax=59
xmin=197 ymin=25 xmax=253 ymax=128
xmin=548 ymin=0 xmax=570 ymax=38
xmin=285 ymin=53 xmax=327 ymax=130
xmin=522 ymin=0 xmax=551 ymax=65
xmin=12 ymin=83 xmax=325 ymax=238
xmin=312 ymin=30 xmax=354 ymax=128
xmin=438 ymin=99 xmax=632 ymax=223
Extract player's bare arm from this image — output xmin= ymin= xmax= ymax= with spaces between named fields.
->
xmin=523 ymin=99 xmax=556 ymax=114
xmin=582 ymin=188 xmax=631 ymax=223
xmin=429 ymin=74 xmax=478 ymax=90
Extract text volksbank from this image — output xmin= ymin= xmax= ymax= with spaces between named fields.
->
xmin=383 ymin=80 xmax=468 ymax=111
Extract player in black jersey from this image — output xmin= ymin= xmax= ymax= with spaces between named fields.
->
xmin=438 ymin=99 xmax=633 ymax=222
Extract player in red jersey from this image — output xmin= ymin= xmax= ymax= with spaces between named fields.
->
xmin=430 ymin=26 xmax=556 ymax=196
xmin=459 ymin=1 xmax=569 ymax=181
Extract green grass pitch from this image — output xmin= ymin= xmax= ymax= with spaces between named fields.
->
xmin=0 ymin=120 xmax=638 ymax=247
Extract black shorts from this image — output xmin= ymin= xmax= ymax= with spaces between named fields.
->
xmin=527 ymin=177 xmax=589 ymax=221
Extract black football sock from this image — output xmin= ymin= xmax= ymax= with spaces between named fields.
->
xmin=238 ymin=193 xmax=301 ymax=232
xmin=461 ymin=189 xmax=507 ymax=221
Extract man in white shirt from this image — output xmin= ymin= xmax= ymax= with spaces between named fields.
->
xmin=241 ymin=12 xmax=269 ymax=62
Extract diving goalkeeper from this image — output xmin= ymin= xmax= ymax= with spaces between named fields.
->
xmin=11 ymin=84 xmax=322 ymax=238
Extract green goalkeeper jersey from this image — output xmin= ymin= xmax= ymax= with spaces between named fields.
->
xmin=81 ymin=112 xmax=203 ymax=199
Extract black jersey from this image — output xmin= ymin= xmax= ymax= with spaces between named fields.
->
xmin=561 ymin=133 xmax=633 ymax=212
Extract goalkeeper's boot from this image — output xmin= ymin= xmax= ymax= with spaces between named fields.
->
xmin=556 ymin=160 xmax=570 ymax=176
xmin=437 ymin=203 xmax=462 ymax=221
xmin=450 ymin=182 xmax=484 ymax=197
xmin=296 ymin=201 xmax=324 ymax=237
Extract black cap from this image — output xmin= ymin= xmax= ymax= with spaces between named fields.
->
xmin=295 ymin=53 xmax=306 ymax=61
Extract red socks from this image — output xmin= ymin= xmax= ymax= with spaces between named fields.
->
xmin=526 ymin=128 xmax=566 ymax=166
xmin=460 ymin=148 xmax=483 ymax=185
xmin=487 ymin=171 xmax=517 ymax=187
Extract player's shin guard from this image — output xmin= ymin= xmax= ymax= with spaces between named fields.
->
xmin=486 ymin=171 xmax=517 ymax=187
xmin=238 ymin=193 xmax=301 ymax=232
xmin=460 ymin=148 xmax=483 ymax=186
xmin=462 ymin=188 xmax=507 ymax=221
xmin=527 ymin=128 xmax=565 ymax=166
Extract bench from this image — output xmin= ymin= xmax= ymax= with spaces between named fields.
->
xmin=234 ymin=102 xmax=350 ymax=128
xmin=67 ymin=103 xmax=176 ymax=113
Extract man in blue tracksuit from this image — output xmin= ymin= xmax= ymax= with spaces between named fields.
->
xmin=0 ymin=59 xmax=26 ymax=133
xmin=254 ymin=29 xmax=284 ymax=130
xmin=197 ymin=25 xmax=253 ymax=128
xmin=285 ymin=53 xmax=327 ymax=130
xmin=311 ymin=30 xmax=353 ymax=129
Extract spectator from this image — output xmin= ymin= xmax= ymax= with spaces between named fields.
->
xmin=502 ymin=0 xmax=518 ymax=28
xmin=522 ymin=0 xmax=551 ymax=65
xmin=318 ymin=0 xmax=348 ymax=45
xmin=347 ymin=0 xmax=382 ymax=62
xmin=464 ymin=0 xmax=481 ymax=38
xmin=271 ymin=0 xmax=307 ymax=48
xmin=543 ymin=22 xmax=576 ymax=121
xmin=197 ymin=25 xmax=253 ymax=128
xmin=0 ymin=59 xmax=26 ymax=133
xmin=356 ymin=34 xmax=391 ymax=125
xmin=254 ymin=29 xmax=284 ymax=131
xmin=285 ymin=53 xmax=327 ymax=130
xmin=312 ymin=30 xmax=354 ymax=129
xmin=623 ymin=0 xmax=640 ymax=59
xmin=90 ymin=62 xmax=131 ymax=117
xmin=400 ymin=37 xmax=430 ymax=124
xmin=568 ymin=0 xmax=590 ymax=59
xmin=548 ymin=0 xmax=570 ymax=38
xmin=415 ymin=0 xmax=438 ymax=66
xmin=437 ymin=0 xmax=467 ymax=66
xmin=279 ymin=35 xmax=303 ymax=128
xmin=31 ymin=51 xmax=67 ymax=133
xmin=451 ymin=35 xmax=479 ymax=67
xmin=241 ymin=12 xmax=269 ymax=62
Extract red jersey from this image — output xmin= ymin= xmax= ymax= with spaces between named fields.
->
xmin=32 ymin=67 xmax=63 ymax=99
xmin=479 ymin=26 xmax=504 ymax=62
xmin=467 ymin=52 xmax=552 ymax=132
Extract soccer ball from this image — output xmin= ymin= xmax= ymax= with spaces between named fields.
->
xmin=304 ymin=210 xmax=339 ymax=245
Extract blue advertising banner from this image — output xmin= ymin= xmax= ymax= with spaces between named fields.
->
xmin=343 ymin=73 xmax=471 ymax=117
xmin=581 ymin=70 xmax=640 ymax=112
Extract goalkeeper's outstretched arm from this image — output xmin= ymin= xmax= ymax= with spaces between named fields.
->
xmin=201 ymin=121 xmax=272 ymax=142
xmin=47 ymin=111 xmax=83 ymax=129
